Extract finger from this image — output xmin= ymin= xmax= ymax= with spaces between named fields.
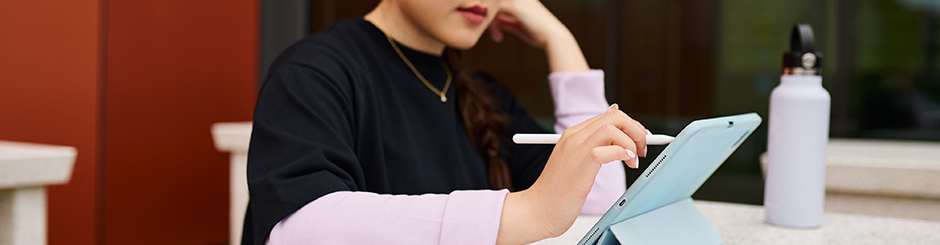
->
xmin=590 ymin=146 xmax=637 ymax=168
xmin=493 ymin=14 xmax=521 ymax=33
xmin=632 ymin=120 xmax=649 ymax=157
xmin=496 ymin=14 xmax=519 ymax=26
xmin=582 ymin=110 xmax=647 ymax=154
xmin=619 ymin=114 xmax=647 ymax=156
xmin=586 ymin=124 xmax=639 ymax=158
xmin=488 ymin=21 xmax=504 ymax=43
xmin=576 ymin=103 xmax=618 ymax=131
xmin=496 ymin=23 xmax=524 ymax=37
xmin=492 ymin=15 xmax=540 ymax=45
xmin=571 ymin=104 xmax=629 ymax=137
xmin=565 ymin=104 xmax=618 ymax=135
xmin=605 ymin=103 xmax=618 ymax=113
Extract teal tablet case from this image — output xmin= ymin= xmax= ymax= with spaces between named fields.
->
xmin=578 ymin=113 xmax=762 ymax=245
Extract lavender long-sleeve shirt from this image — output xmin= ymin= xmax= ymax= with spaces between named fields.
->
xmin=268 ymin=70 xmax=625 ymax=244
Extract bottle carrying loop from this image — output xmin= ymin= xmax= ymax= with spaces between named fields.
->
xmin=783 ymin=24 xmax=822 ymax=76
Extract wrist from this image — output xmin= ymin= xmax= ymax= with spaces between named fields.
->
xmin=542 ymin=27 xmax=576 ymax=49
xmin=544 ymin=32 xmax=590 ymax=73
xmin=496 ymin=190 xmax=556 ymax=244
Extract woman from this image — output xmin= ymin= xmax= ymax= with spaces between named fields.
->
xmin=246 ymin=0 xmax=650 ymax=244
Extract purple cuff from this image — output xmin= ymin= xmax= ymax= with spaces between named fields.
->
xmin=549 ymin=69 xmax=608 ymax=133
xmin=440 ymin=190 xmax=507 ymax=244
xmin=267 ymin=189 xmax=508 ymax=245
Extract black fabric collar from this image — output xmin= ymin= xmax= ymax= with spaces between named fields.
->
xmin=357 ymin=17 xmax=448 ymax=82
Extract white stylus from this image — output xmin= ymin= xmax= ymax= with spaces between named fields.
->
xmin=512 ymin=133 xmax=676 ymax=145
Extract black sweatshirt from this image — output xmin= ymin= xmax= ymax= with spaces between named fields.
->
xmin=244 ymin=18 xmax=553 ymax=245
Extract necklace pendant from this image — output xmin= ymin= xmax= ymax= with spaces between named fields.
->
xmin=440 ymin=95 xmax=447 ymax=102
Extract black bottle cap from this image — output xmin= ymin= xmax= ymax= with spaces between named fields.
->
xmin=783 ymin=24 xmax=823 ymax=70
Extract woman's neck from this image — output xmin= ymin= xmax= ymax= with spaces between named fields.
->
xmin=364 ymin=1 xmax=446 ymax=55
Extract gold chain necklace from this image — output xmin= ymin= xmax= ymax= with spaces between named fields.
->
xmin=384 ymin=34 xmax=452 ymax=102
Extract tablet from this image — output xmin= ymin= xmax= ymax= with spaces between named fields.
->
xmin=578 ymin=113 xmax=762 ymax=245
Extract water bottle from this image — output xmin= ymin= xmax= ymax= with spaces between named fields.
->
xmin=764 ymin=24 xmax=830 ymax=228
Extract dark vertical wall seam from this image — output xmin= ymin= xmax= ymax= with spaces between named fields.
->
xmin=835 ymin=0 xmax=854 ymax=137
xmin=95 ymin=0 xmax=108 ymax=243
xmin=261 ymin=0 xmax=310 ymax=88
xmin=605 ymin=0 xmax=619 ymax=104
xmin=257 ymin=0 xmax=265 ymax=88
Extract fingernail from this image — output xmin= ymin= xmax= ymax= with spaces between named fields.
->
xmin=646 ymin=129 xmax=652 ymax=135
xmin=624 ymin=150 xmax=638 ymax=169
xmin=606 ymin=103 xmax=618 ymax=112
xmin=643 ymin=146 xmax=648 ymax=157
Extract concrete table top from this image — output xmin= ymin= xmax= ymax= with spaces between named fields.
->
xmin=533 ymin=200 xmax=940 ymax=244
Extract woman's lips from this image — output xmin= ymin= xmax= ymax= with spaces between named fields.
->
xmin=457 ymin=6 xmax=487 ymax=24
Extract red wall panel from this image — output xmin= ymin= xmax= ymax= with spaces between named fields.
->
xmin=0 ymin=1 xmax=101 ymax=245
xmin=0 ymin=1 xmax=258 ymax=244
xmin=104 ymin=1 xmax=257 ymax=244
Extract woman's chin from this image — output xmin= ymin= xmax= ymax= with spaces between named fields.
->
xmin=448 ymin=42 xmax=478 ymax=50
xmin=444 ymin=34 xmax=484 ymax=50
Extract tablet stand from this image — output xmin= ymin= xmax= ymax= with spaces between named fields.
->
xmin=595 ymin=198 xmax=723 ymax=245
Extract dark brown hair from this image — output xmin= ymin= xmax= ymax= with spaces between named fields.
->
xmin=445 ymin=48 xmax=514 ymax=191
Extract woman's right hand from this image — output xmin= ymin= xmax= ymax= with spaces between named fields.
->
xmin=497 ymin=104 xmax=648 ymax=244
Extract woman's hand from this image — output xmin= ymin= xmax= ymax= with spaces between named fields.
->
xmin=489 ymin=0 xmax=590 ymax=73
xmin=497 ymin=104 xmax=648 ymax=244
xmin=488 ymin=0 xmax=565 ymax=49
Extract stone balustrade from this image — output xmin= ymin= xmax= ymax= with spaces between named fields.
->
xmin=762 ymin=138 xmax=940 ymax=221
xmin=211 ymin=122 xmax=252 ymax=244
xmin=0 ymin=140 xmax=76 ymax=245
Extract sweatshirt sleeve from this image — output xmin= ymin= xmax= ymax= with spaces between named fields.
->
xmin=267 ymin=189 xmax=508 ymax=245
xmin=548 ymin=69 xmax=627 ymax=215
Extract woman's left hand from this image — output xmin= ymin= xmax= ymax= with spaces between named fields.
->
xmin=489 ymin=0 xmax=590 ymax=72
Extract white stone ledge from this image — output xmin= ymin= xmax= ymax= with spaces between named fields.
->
xmin=211 ymin=122 xmax=253 ymax=155
xmin=0 ymin=141 xmax=76 ymax=189
xmin=760 ymin=138 xmax=940 ymax=222
xmin=825 ymin=139 xmax=940 ymax=199
xmin=761 ymin=138 xmax=940 ymax=199
xmin=0 ymin=140 xmax=76 ymax=245
xmin=211 ymin=122 xmax=252 ymax=244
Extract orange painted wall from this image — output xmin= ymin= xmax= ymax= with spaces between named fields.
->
xmin=1 ymin=0 xmax=258 ymax=244
xmin=0 ymin=1 xmax=101 ymax=245
xmin=103 ymin=1 xmax=257 ymax=244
